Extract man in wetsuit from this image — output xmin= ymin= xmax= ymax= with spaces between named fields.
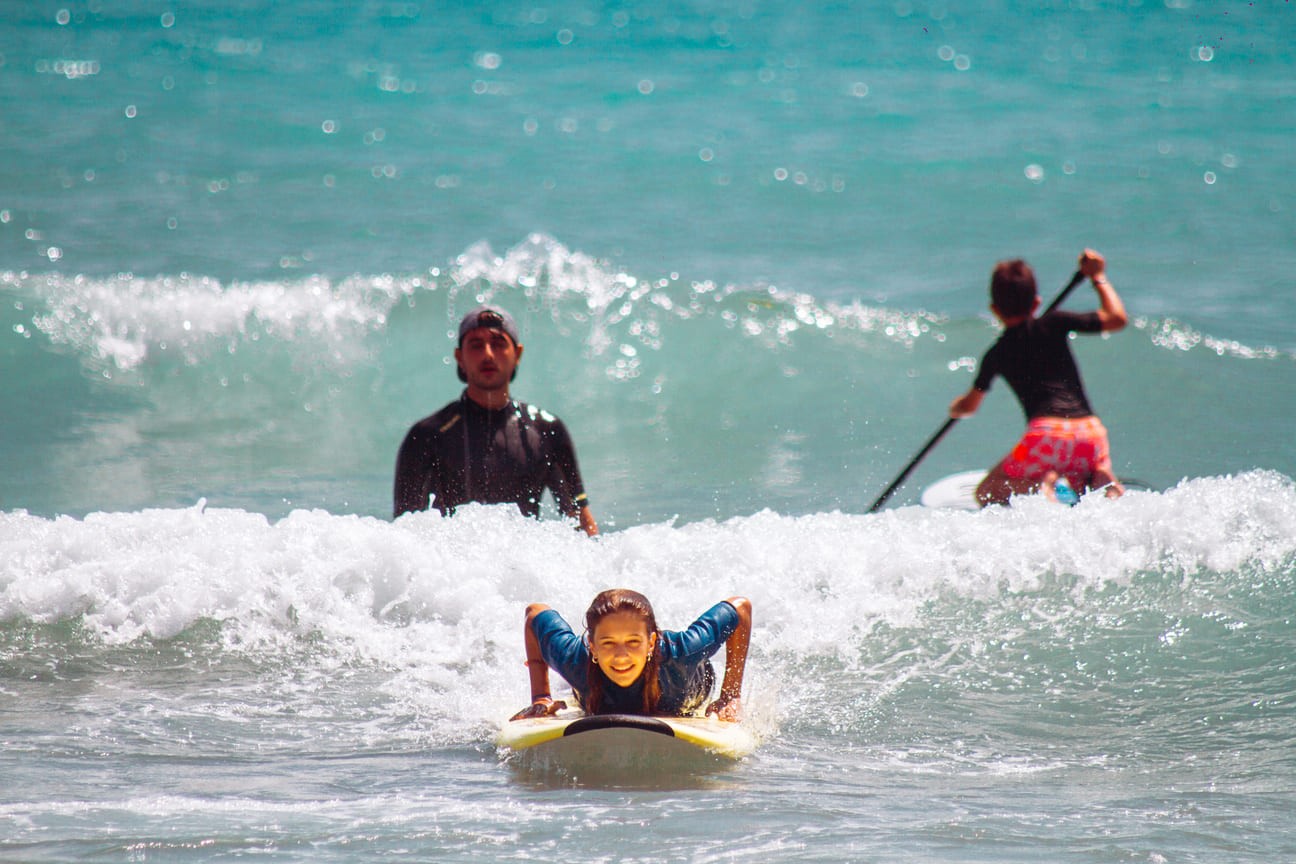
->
xmin=393 ymin=305 xmax=598 ymax=535
xmin=948 ymin=249 xmax=1128 ymax=507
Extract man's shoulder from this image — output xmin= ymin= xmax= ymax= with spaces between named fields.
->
xmin=406 ymin=397 xmax=466 ymax=436
xmin=514 ymin=401 xmax=565 ymax=427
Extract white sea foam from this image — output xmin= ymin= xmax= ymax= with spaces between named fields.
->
xmin=5 ymin=237 xmax=1291 ymax=385
xmin=4 ymin=471 xmax=1293 ymax=741
xmin=4 ymin=271 xmax=419 ymax=371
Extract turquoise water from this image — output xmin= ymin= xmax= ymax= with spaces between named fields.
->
xmin=3 ymin=2 xmax=1296 ymax=861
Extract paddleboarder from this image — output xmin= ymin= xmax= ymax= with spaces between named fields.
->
xmin=948 ymin=249 xmax=1128 ymax=506
xmin=393 ymin=305 xmax=598 ymax=535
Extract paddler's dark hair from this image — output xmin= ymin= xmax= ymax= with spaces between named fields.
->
xmin=583 ymin=588 xmax=662 ymax=715
xmin=990 ymin=258 xmax=1038 ymax=318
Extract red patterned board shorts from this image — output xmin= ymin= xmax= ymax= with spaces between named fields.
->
xmin=1001 ymin=416 xmax=1113 ymax=490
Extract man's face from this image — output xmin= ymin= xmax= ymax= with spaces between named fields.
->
xmin=455 ymin=327 xmax=521 ymax=390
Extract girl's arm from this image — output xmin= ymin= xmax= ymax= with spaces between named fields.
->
xmin=509 ymin=603 xmax=569 ymax=720
xmin=707 ymin=597 xmax=752 ymax=721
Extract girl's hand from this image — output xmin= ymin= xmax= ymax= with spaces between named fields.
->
xmin=705 ymin=695 xmax=742 ymax=722
xmin=509 ymin=696 xmax=567 ymax=721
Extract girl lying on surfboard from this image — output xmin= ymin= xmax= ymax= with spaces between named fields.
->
xmin=509 ymin=589 xmax=752 ymax=722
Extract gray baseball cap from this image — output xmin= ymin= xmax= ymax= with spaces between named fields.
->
xmin=457 ymin=305 xmax=520 ymax=346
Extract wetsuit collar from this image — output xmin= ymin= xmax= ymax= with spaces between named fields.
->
xmin=461 ymin=388 xmax=515 ymax=412
xmin=458 ymin=391 xmax=513 ymax=414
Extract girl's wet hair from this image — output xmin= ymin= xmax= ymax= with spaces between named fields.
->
xmin=584 ymin=588 xmax=662 ymax=714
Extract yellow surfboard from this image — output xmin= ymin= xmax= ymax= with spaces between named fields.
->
xmin=497 ymin=711 xmax=757 ymax=766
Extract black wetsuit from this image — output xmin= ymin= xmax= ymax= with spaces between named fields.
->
xmin=393 ymin=392 xmax=589 ymax=519
xmin=973 ymin=310 xmax=1103 ymax=420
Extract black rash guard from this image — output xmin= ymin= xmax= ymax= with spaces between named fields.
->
xmin=393 ymin=392 xmax=589 ymax=519
xmin=973 ymin=310 xmax=1103 ymax=420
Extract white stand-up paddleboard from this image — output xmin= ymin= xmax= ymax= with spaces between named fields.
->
xmin=920 ymin=470 xmax=986 ymax=510
xmin=497 ymin=711 xmax=756 ymax=782
xmin=921 ymin=470 xmax=1140 ymax=509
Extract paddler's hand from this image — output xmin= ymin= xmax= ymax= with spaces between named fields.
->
xmin=705 ymin=695 xmax=742 ymax=722
xmin=509 ymin=696 xmax=567 ymax=721
xmin=1078 ymin=248 xmax=1106 ymax=281
xmin=949 ymin=388 xmax=984 ymax=419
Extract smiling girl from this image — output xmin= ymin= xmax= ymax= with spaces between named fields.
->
xmin=510 ymin=589 xmax=752 ymax=722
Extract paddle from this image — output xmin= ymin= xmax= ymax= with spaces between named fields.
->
xmin=866 ymin=269 xmax=1087 ymax=513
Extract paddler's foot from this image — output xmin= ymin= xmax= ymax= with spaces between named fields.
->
xmin=1040 ymin=471 xmax=1061 ymax=502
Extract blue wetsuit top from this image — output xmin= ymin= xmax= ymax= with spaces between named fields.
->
xmin=530 ymin=601 xmax=740 ymax=716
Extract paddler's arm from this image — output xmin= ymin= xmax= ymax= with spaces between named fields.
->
xmin=949 ymin=387 xmax=985 ymax=419
xmin=707 ymin=597 xmax=752 ymax=722
xmin=1078 ymin=248 xmax=1128 ymax=332
xmin=509 ymin=603 xmax=568 ymax=721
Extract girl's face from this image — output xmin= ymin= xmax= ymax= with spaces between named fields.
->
xmin=590 ymin=611 xmax=657 ymax=688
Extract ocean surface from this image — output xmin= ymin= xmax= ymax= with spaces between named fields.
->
xmin=3 ymin=1 xmax=1295 ymax=861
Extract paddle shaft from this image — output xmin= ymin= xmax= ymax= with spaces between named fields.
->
xmin=866 ymin=269 xmax=1087 ymax=513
